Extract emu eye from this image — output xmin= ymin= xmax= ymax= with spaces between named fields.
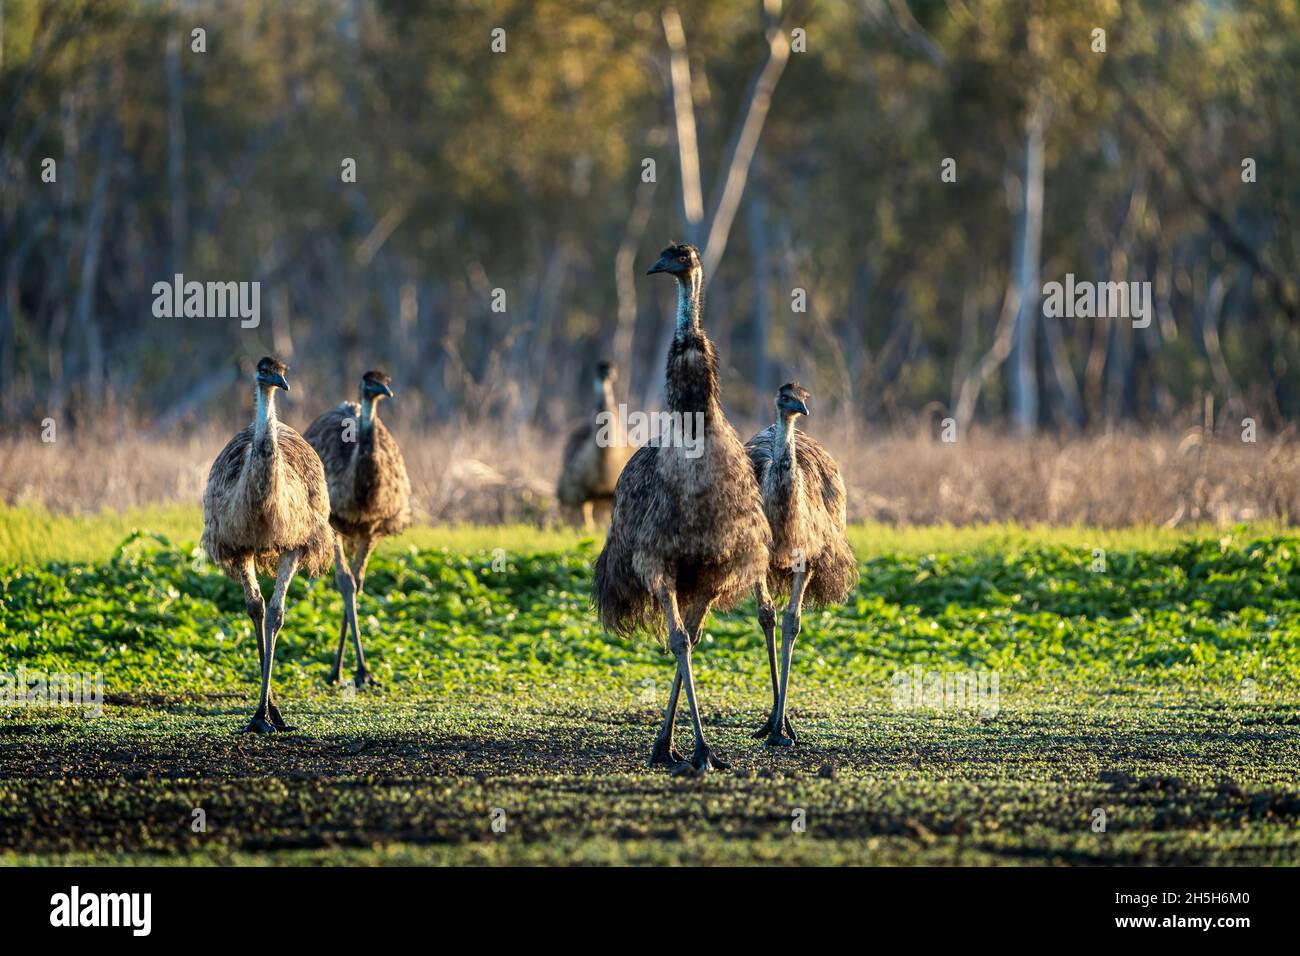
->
xmin=678 ymin=255 xmax=687 ymax=262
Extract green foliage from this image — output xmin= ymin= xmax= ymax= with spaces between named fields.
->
xmin=3 ymin=525 xmax=1297 ymax=698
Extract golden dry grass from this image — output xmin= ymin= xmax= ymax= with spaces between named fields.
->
xmin=2 ymin=422 xmax=1297 ymax=527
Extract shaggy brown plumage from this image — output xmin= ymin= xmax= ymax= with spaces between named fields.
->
xmin=202 ymin=428 xmax=334 ymax=578
xmin=556 ymin=360 xmax=632 ymax=528
xmin=745 ymin=383 xmax=858 ymax=747
xmin=201 ymin=356 xmax=333 ymax=734
xmin=746 ymin=390 xmax=858 ymax=606
xmin=594 ymin=242 xmax=770 ymax=773
xmin=304 ymin=369 xmax=411 ymax=688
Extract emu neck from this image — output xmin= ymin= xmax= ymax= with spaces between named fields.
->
xmin=664 ymin=268 xmax=721 ymax=417
xmin=595 ymin=378 xmax=624 ymax=449
xmin=674 ymin=269 xmax=703 ymax=340
xmin=359 ymin=395 xmax=378 ymax=433
xmin=595 ymin=378 xmax=616 ymax=414
xmin=775 ymin=413 xmax=798 ymax=467
xmin=253 ymin=385 xmax=279 ymax=443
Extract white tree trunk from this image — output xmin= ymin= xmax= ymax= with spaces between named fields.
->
xmin=1009 ymin=95 xmax=1047 ymax=436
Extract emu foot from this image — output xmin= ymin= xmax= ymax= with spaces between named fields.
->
xmin=241 ymin=714 xmax=277 ymax=735
xmin=648 ymin=737 xmax=685 ymax=768
xmin=752 ymin=712 xmax=797 ymax=744
xmin=326 ymin=665 xmax=342 ymax=686
xmin=672 ymin=743 xmax=731 ymax=776
xmin=354 ymin=669 xmax=379 ymax=690
xmin=267 ymin=701 xmax=294 ymax=732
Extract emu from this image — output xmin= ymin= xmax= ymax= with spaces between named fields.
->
xmin=594 ymin=243 xmax=770 ymax=773
xmin=557 ymin=359 xmax=631 ymax=528
xmin=304 ymin=370 xmax=411 ymax=688
xmin=201 ymin=356 xmax=334 ymax=733
xmin=745 ymin=383 xmax=858 ymax=746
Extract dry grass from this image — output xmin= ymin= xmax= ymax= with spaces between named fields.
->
xmin=2 ymin=421 xmax=1297 ymax=528
xmin=830 ymin=425 xmax=1300 ymax=528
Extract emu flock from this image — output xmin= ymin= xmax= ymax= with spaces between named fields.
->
xmin=203 ymin=242 xmax=855 ymax=773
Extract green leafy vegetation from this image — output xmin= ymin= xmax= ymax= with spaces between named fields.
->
xmin=2 ymin=514 xmax=1298 ymax=865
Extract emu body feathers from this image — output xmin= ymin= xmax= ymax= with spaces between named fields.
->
xmin=593 ymin=330 xmax=770 ymax=639
xmin=201 ymin=422 xmax=333 ymax=578
xmin=745 ymin=423 xmax=857 ymax=605
xmin=303 ymin=401 xmax=411 ymax=541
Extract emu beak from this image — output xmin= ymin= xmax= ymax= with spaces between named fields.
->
xmin=796 ymin=400 xmax=810 ymax=416
xmin=271 ymin=373 xmax=290 ymax=392
xmin=646 ymin=258 xmax=667 ymax=275
xmin=379 ymin=383 xmax=394 ymax=398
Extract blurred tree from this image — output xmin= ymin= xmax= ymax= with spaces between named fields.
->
xmin=0 ymin=0 xmax=1296 ymax=438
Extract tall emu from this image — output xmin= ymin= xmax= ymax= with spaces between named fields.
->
xmin=201 ymin=356 xmax=334 ymax=734
xmin=745 ymin=383 xmax=858 ymax=747
xmin=594 ymin=243 xmax=770 ymax=772
xmin=303 ymin=370 xmax=411 ymax=688
xmin=557 ymin=359 xmax=631 ymax=528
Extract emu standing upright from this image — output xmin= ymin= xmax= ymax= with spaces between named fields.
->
xmin=594 ymin=243 xmax=770 ymax=772
xmin=304 ymin=370 xmax=411 ymax=688
xmin=201 ymin=357 xmax=334 ymax=733
xmin=745 ymin=383 xmax=858 ymax=746
xmin=557 ymin=359 xmax=631 ymax=528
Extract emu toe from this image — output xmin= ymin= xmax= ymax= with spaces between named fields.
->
xmin=764 ymin=732 xmax=796 ymax=748
xmin=242 ymin=715 xmax=277 ymax=735
xmin=752 ymin=713 xmax=797 ymax=743
xmin=267 ymin=701 xmax=294 ymax=732
xmin=648 ymin=739 xmax=686 ymax=768
xmin=354 ymin=669 xmax=379 ymax=690
xmin=674 ymin=743 xmax=730 ymax=774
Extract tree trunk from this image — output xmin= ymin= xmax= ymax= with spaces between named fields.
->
xmin=648 ymin=2 xmax=803 ymax=409
xmin=1009 ymin=94 xmax=1047 ymax=436
xmin=747 ymin=177 xmax=772 ymax=418
xmin=612 ymin=177 xmax=657 ymax=394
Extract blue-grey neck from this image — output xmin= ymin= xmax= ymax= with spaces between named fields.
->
xmin=674 ymin=269 xmax=703 ymax=339
xmin=254 ymin=384 xmax=278 ymax=442
xmin=775 ymin=412 xmax=798 ymax=465
xmin=595 ymin=377 xmax=616 ymax=412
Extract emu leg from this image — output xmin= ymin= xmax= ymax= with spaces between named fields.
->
xmin=648 ymin=600 xmax=709 ymax=767
xmin=751 ymin=580 xmax=795 ymax=741
xmin=246 ymin=550 xmax=301 ymax=735
xmin=235 ymin=558 xmax=278 ymax=734
xmin=648 ymin=663 xmax=685 ymax=767
xmin=581 ymin=501 xmax=595 ymax=530
xmin=767 ymin=568 xmax=812 ymax=748
xmin=655 ymin=587 xmax=728 ymax=773
xmin=328 ymin=537 xmax=351 ymax=685
xmin=347 ymin=536 xmax=376 ymax=688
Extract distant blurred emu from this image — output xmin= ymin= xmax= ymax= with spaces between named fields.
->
xmin=745 ymin=383 xmax=857 ymax=747
xmin=305 ymin=370 xmax=411 ymax=689
xmin=556 ymin=359 xmax=631 ymax=528
xmin=594 ymin=243 xmax=770 ymax=773
xmin=201 ymin=356 xmax=333 ymax=734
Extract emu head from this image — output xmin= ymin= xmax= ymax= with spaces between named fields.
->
xmin=776 ymin=382 xmax=810 ymax=418
xmin=256 ymin=356 xmax=290 ymax=391
xmin=646 ymin=242 xmax=701 ymax=279
xmin=361 ymin=370 xmax=394 ymax=401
